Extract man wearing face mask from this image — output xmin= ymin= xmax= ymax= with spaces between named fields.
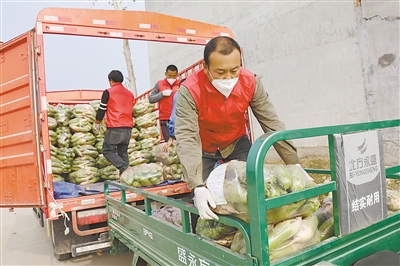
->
xmin=174 ymin=36 xmax=300 ymax=221
xmin=149 ymin=64 xmax=180 ymax=142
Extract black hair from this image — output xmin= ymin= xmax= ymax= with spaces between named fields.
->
xmin=108 ymin=70 xmax=124 ymax=83
xmin=203 ymin=36 xmax=241 ymax=67
xmin=166 ymin=65 xmax=178 ymax=72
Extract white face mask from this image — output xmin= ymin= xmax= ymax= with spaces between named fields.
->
xmin=209 ymin=72 xmax=239 ymax=98
xmin=167 ymin=78 xmax=176 ymax=85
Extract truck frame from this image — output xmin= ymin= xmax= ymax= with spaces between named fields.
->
xmin=0 ymin=7 xmax=237 ymax=260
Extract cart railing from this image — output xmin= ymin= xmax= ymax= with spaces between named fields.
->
xmin=246 ymin=119 xmax=400 ymax=265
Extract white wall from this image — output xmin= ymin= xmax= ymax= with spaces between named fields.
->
xmin=145 ymin=1 xmax=399 ymax=163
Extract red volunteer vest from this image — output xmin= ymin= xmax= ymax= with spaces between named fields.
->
xmin=157 ymin=79 xmax=180 ymax=120
xmin=185 ymin=68 xmax=256 ymax=152
xmin=105 ymin=83 xmax=135 ymax=128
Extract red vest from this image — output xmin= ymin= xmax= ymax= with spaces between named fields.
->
xmin=157 ymin=79 xmax=180 ymax=120
xmin=105 ymin=83 xmax=135 ymax=128
xmin=185 ymin=68 xmax=256 ymax=152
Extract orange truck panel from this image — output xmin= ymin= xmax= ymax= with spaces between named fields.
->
xmin=36 ymin=8 xmax=234 ymax=45
xmin=0 ymin=32 xmax=43 ymax=207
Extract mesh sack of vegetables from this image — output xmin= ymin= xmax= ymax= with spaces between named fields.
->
xmin=128 ymin=150 xmax=152 ymax=166
xmin=90 ymin=100 xmax=101 ymax=112
xmin=162 ymin=164 xmax=183 ymax=180
xmin=207 ymin=161 xmax=248 ymax=217
xmin=96 ymin=154 xmax=111 ymax=168
xmin=265 ymin=165 xmax=320 ymax=224
xmin=71 ymin=132 xmax=96 ymax=146
xmin=99 ymin=165 xmax=119 ymax=181
xmin=121 ymin=163 xmax=164 ymax=187
xmin=49 ymin=130 xmax=57 ymax=145
xmin=133 ymin=99 xmax=155 ymax=117
xmin=50 ymin=144 xmax=58 ymax=158
xmin=127 ymin=138 xmax=141 ymax=154
xmin=72 ymin=144 xmax=99 ymax=158
xmin=231 ymin=215 xmax=320 ymax=260
xmin=231 ymin=224 xmax=274 ymax=255
xmin=135 ymin=112 xmax=157 ymax=129
xmin=71 ymin=156 xmax=96 ymax=172
xmin=51 ymin=157 xmax=71 ymax=174
xmin=48 ymin=117 xmax=57 ymax=130
xmin=138 ymin=138 xmax=160 ymax=153
xmin=131 ymin=127 xmax=140 ymax=139
xmin=47 ymin=103 xmax=56 ymax=117
xmin=207 ymin=161 xmax=320 ymax=224
xmin=54 ymin=104 xmax=72 ymax=127
xmin=54 ymin=147 xmax=75 ymax=172
xmin=69 ymin=117 xmax=92 ymax=133
xmin=152 ymin=206 xmax=182 ymax=228
xmin=52 ymin=174 xmax=65 ymax=182
xmin=56 ymin=126 xmax=72 ymax=148
xmin=55 ymin=147 xmax=75 ymax=162
xmin=138 ymin=126 xmax=160 ymax=140
xmin=153 ymin=144 xmax=180 ymax=165
xmin=269 ymin=215 xmax=320 ymax=260
xmin=72 ymin=104 xmax=96 ymax=122
xmin=95 ymin=140 xmax=104 ymax=153
xmin=69 ymin=166 xmax=100 ymax=185
xmin=196 ymin=219 xmax=238 ymax=248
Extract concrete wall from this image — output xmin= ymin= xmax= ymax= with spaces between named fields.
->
xmin=145 ymin=1 xmax=399 ymax=163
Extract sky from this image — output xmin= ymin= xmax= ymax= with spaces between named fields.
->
xmin=0 ymin=0 xmax=151 ymax=95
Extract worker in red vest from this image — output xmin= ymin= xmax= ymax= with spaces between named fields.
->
xmin=174 ymin=37 xmax=300 ymax=220
xmin=149 ymin=65 xmax=180 ymax=142
xmin=94 ymin=70 xmax=135 ymax=176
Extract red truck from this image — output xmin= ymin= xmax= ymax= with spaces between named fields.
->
xmin=0 ymin=7 xmax=236 ymax=260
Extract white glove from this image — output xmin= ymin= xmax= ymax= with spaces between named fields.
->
xmin=162 ymin=90 xmax=173 ymax=96
xmin=194 ymin=187 xmax=219 ymax=220
xmin=93 ymin=122 xmax=100 ymax=133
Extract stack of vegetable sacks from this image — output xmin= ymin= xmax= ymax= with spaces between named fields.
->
xmin=198 ymin=160 xmax=321 ymax=260
xmin=152 ymin=144 xmax=183 ymax=181
xmin=48 ymin=104 xmax=73 ymax=182
xmin=67 ymin=103 xmax=100 ymax=185
xmin=120 ymin=99 xmax=164 ymax=188
xmin=48 ymin=102 xmax=119 ymax=185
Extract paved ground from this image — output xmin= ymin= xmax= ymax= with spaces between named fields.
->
xmin=0 ymin=208 xmax=135 ymax=266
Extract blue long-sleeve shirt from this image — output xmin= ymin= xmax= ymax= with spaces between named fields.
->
xmin=168 ymin=92 xmax=179 ymax=139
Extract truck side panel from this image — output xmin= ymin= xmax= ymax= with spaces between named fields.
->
xmin=0 ymin=32 xmax=43 ymax=207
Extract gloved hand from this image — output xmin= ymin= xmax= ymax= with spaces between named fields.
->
xmin=194 ymin=187 xmax=219 ymax=220
xmin=93 ymin=122 xmax=100 ymax=133
xmin=162 ymin=89 xmax=173 ymax=96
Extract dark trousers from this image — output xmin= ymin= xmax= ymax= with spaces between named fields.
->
xmin=191 ymin=135 xmax=252 ymax=232
xmin=160 ymin=120 xmax=170 ymax=142
xmin=102 ymin=127 xmax=132 ymax=174
xmin=201 ymin=135 xmax=251 ymax=181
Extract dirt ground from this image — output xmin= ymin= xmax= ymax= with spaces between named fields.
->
xmin=0 ymin=208 xmax=136 ymax=266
